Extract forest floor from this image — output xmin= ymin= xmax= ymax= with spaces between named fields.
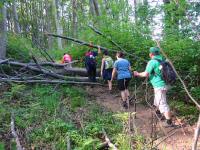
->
xmin=86 ymin=85 xmax=200 ymax=150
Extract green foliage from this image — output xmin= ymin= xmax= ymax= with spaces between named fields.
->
xmin=29 ymin=119 xmax=77 ymax=149
xmin=170 ymin=100 xmax=198 ymax=123
xmin=191 ymin=86 xmax=200 ymax=100
xmin=79 ymin=138 xmax=101 ymax=150
xmin=64 ymin=87 xmax=86 ymax=110
xmin=0 ymin=142 xmax=5 ymax=150
xmin=6 ymin=34 xmax=34 ymax=62
xmin=3 ymin=84 xmax=26 ymax=100
xmin=0 ymin=83 xmax=125 ymax=149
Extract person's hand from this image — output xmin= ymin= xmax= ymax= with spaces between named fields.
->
xmin=133 ymin=71 xmax=139 ymax=77
xmin=100 ymin=71 xmax=103 ymax=77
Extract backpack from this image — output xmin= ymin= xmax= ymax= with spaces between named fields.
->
xmin=104 ymin=56 xmax=113 ymax=69
xmin=154 ymin=58 xmax=176 ymax=85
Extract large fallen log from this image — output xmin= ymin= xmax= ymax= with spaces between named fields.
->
xmin=28 ymin=60 xmax=78 ymax=67
xmin=56 ymin=67 xmax=100 ymax=77
xmin=0 ymin=59 xmax=99 ymax=77
xmin=0 ymin=59 xmax=101 ymax=83
xmin=3 ymin=61 xmax=69 ymax=79
xmin=0 ymin=78 xmax=102 ymax=85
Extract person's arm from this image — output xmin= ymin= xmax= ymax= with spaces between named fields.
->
xmin=98 ymin=45 xmax=101 ymax=54
xmin=100 ymin=58 xmax=105 ymax=77
xmin=111 ymin=68 xmax=117 ymax=82
xmin=134 ymin=60 xmax=154 ymax=78
xmin=134 ymin=71 xmax=149 ymax=77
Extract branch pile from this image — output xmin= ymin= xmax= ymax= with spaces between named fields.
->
xmin=0 ymin=59 xmax=101 ymax=85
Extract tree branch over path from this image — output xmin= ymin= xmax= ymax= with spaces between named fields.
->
xmin=156 ymin=41 xmax=200 ymax=110
xmin=46 ymin=32 xmax=146 ymax=62
xmin=88 ymin=25 xmax=126 ymax=52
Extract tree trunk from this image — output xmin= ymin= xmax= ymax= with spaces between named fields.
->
xmin=0 ymin=3 xmax=7 ymax=59
xmin=133 ymin=0 xmax=137 ymax=24
xmin=45 ymin=1 xmax=53 ymax=49
xmin=12 ymin=0 xmax=20 ymax=34
xmin=72 ymin=0 xmax=78 ymax=38
xmin=163 ymin=0 xmax=170 ymax=3
xmin=52 ymin=0 xmax=63 ymax=49
xmin=89 ymin=0 xmax=95 ymax=16
xmin=93 ymin=0 xmax=100 ymax=16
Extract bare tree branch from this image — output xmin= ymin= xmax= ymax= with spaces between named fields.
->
xmin=11 ymin=113 xmax=23 ymax=150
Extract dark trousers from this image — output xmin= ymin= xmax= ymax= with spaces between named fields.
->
xmin=87 ymin=66 xmax=96 ymax=82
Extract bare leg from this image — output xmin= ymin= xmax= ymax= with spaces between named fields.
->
xmin=121 ymin=91 xmax=126 ymax=101
xmin=164 ymin=111 xmax=171 ymax=120
xmin=108 ymin=80 xmax=112 ymax=91
xmin=125 ymin=89 xmax=130 ymax=100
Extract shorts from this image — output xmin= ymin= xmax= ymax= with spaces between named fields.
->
xmin=117 ymin=78 xmax=131 ymax=91
xmin=103 ymin=68 xmax=113 ymax=81
xmin=154 ymin=87 xmax=170 ymax=113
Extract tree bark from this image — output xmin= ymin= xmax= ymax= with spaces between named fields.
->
xmin=192 ymin=114 xmax=200 ymax=150
xmin=12 ymin=0 xmax=20 ymax=34
xmin=0 ymin=3 xmax=7 ymax=59
xmin=52 ymin=0 xmax=63 ymax=49
xmin=72 ymin=0 xmax=78 ymax=38
xmin=93 ymin=0 xmax=100 ymax=16
xmin=89 ymin=0 xmax=95 ymax=16
xmin=0 ymin=78 xmax=102 ymax=85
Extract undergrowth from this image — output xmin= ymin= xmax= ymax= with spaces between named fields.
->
xmin=0 ymin=83 xmax=147 ymax=149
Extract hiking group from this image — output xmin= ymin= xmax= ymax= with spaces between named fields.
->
xmin=62 ymin=45 xmax=176 ymax=127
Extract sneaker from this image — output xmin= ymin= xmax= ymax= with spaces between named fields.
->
xmin=156 ymin=110 xmax=165 ymax=120
xmin=122 ymin=101 xmax=128 ymax=109
xmin=163 ymin=119 xmax=176 ymax=128
xmin=128 ymin=96 xmax=134 ymax=105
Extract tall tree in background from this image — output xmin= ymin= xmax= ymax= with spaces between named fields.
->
xmin=72 ymin=0 xmax=78 ymax=38
xmin=89 ymin=0 xmax=100 ymax=16
xmin=52 ymin=0 xmax=63 ymax=49
xmin=0 ymin=2 xmax=7 ymax=59
xmin=12 ymin=0 xmax=20 ymax=34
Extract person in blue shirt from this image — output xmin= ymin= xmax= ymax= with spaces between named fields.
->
xmin=111 ymin=52 xmax=132 ymax=109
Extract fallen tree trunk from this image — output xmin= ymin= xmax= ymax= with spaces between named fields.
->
xmin=0 ymin=59 xmax=101 ymax=83
xmin=4 ymin=61 xmax=69 ymax=79
xmin=0 ymin=78 xmax=102 ymax=85
xmin=56 ymin=67 xmax=100 ymax=76
xmin=4 ymin=76 xmax=100 ymax=82
xmin=1 ymin=59 xmax=99 ymax=77
xmin=28 ymin=60 xmax=78 ymax=67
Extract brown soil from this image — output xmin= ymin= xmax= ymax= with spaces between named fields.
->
xmin=86 ymin=85 xmax=200 ymax=150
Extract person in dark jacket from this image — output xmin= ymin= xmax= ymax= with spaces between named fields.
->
xmin=85 ymin=45 xmax=101 ymax=82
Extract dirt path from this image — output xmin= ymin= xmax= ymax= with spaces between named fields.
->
xmin=86 ymin=86 xmax=199 ymax=150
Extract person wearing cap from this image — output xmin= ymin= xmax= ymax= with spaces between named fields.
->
xmin=100 ymin=50 xmax=114 ymax=91
xmin=133 ymin=47 xmax=174 ymax=127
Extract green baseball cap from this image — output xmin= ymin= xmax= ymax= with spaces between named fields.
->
xmin=149 ymin=47 xmax=160 ymax=53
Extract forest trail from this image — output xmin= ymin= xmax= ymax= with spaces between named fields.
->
xmin=86 ymin=85 xmax=199 ymax=150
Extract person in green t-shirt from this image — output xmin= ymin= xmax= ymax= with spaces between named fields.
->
xmin=134 ymin=47 xmax=174 ymax=127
